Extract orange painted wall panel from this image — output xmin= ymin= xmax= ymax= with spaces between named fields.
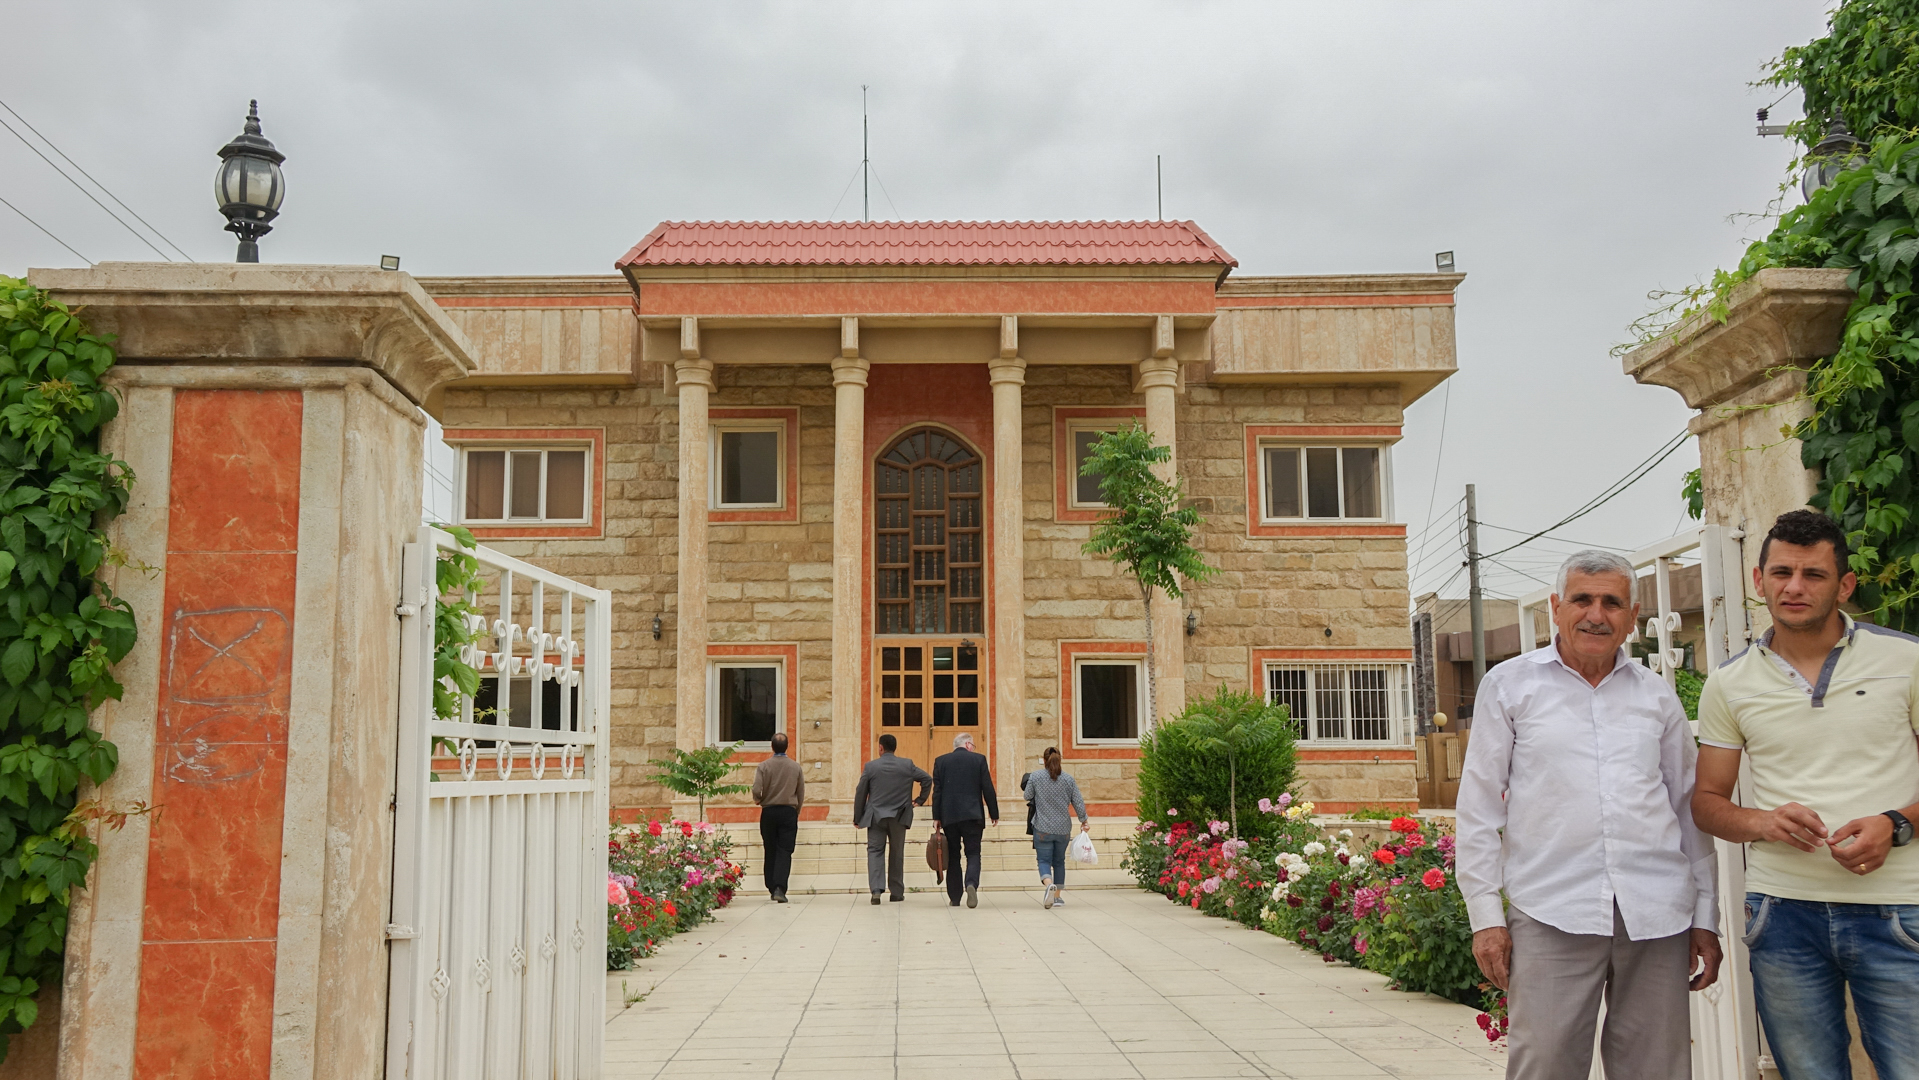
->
xmin=638 ymin=279 xmax=1218 ymax=318
xmin=134 ymin=389 xmax=302 ymax=1080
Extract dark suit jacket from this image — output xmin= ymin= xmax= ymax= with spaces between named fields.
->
xmin=853 ymin=752 xmax=932 ymax=828
xmin=930 ymin=747 xmax=999 ymax=825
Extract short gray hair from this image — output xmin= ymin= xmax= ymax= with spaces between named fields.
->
xmin=1555 ymin=549 xmax=1636 ymax=596
xmin=953 ymin=733 xmax=974 ymax=750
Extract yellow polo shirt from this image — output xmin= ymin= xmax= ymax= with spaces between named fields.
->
xmin=1697 ymin=614 xmax=1919 ymax=903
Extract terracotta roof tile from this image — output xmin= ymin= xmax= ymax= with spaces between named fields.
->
xmin=616 ymin=220 xmax=1236 ymax=270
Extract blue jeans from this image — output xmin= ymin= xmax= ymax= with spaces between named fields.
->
xmin=1745 ymin=893 xmax=1919 ymax=1080
xmin=1034 ymin=831 xmax=1069 ymax=888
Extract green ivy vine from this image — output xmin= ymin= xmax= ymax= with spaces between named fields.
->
xmin=0 ymin=276 xmax=135 ymax=1057
xmin=1644 ymin=1 xmax=1919 ymax=629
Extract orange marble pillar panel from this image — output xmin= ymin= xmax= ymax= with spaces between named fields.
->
xmin=134 ymin=389 xmax=302 ymax=1080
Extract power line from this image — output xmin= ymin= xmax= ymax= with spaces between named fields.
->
xmin=1417 ymin=380 xmax=1452 ymax=543
xmin=1479 ymin=429 xmax=1692 ymax=562
xmin=0 ymin=192 xmax=90 ymax=264
xmin=0 ymin=97 xmax=193 ymax=261
xmin=0 ymin=111 xmax=172 ymax=261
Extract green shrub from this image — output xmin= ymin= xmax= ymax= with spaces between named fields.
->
xmin=1137 ymin=687 xmax=1296 ymax=840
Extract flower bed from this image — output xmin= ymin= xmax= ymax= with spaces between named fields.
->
xmin=606 ymin=818 xmax=745 ymax=969
xmin=1125 ymin=799 xmax=1507 ymax=1043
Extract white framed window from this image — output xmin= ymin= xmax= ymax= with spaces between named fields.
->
xmin=1067 ymin=422 xmax=1123 ymax=508
xmin=710 ymin=420 xmax=785 ymax=510
xmin=460 ymin=446 xmax=590 ymax=524
xmin=1257 ymin=444 xmax=1390 ymax=522
xmin=1265 ymin=661 xmax=1412 ymax=744
xmin=707 ymin=660 xmax=783 ymax=747
xmin=1074 ymin=657 xmax=1144 ymax=743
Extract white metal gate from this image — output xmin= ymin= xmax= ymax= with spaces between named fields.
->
xmin=386 ymin=526 xmax=612 ymax=1079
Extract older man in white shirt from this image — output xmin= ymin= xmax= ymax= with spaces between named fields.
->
xmin=1457 ymin=550 xmax=1721 ymax=1080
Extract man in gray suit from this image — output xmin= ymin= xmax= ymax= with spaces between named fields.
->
xmin=853 ymin=733 xmax=933 ymax=905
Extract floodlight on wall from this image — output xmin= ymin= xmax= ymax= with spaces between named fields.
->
xmin=1435 ymin=251 xmax=1455 ymax=273
xmin=1801 ymin=114 xmax=1866 ymax=201
xmin=215 ymin=100 xmax=286 ymax=263
xmin=380 ymin=255 xmax=401 ymax=271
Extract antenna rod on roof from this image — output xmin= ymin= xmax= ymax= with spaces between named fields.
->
xmin=862 ymin=85 xmax=870 ymax=223
xmin=1157 ymin=155 xmax=1162 ymax=220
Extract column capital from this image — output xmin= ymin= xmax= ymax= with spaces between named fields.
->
xmin=1134 ymin=355 xmax=1180 ymax=393
xmin=987 ymin=355 xmax=1026 ymax=386
xmin=831 ymin=355 xmax=870 ymax=388
xmin=674 ymin=356 xmax=715 ymax=391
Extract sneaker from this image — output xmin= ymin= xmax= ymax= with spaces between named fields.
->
xmin=966 ymin=885 xmax=978 ymax=909
xmin=1043 ymin=884 xmax=1058 ymax=910
xmin=870 ymin=893 xmax=881 ymax=906
xmin=1053 ymin=894 xmax=1066 ymax=906
xmin=1039 ymin=873 xmax=1053 ymax=908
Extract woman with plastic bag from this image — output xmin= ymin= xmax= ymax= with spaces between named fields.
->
xmin=1022 ymin=747 xmax=1088 ymax=909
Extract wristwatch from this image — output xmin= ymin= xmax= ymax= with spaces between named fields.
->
xmin=1886 ymin=810 xmax=1914 ymax=848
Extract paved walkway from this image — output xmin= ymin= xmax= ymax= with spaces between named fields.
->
xmin=603 ymin=886 xmax=1506 ymax=1079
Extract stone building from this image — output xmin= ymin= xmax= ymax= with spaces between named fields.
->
xmin=423 ymin=220 xmax=1460 ymax=820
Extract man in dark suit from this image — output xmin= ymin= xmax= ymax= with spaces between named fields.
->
xmin=930 ymin=732 xmax=999 ymax=908
xmin=853 ymin=733 xmax=933 ymax=905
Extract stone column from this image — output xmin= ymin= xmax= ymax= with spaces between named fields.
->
xmin=674 ymin=321 xmax=714 ymax=771
xmin=27 ymin=263 xmax=472 ymax=1080
xmin=988 ymin=328 xmax=1027 ymax=793
xmin=1138 ymin=315 xmax=1186 ymax=721
xmin=830 ymin=321 xmax=869 ymax=809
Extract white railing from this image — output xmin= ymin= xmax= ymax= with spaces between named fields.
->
xmin=386 ymin=526 xmax=612 ymax=1080
xmin=1264 ymin=660 xmax=1415 ymax=746
xmin=1512 ymin=523 xmax=1766 ymax=1080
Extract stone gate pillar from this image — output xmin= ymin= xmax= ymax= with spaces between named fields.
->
xmin=27 ymin=263 xmax=473 ymax=1080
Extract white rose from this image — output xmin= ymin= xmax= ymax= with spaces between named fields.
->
xmin=1302 ymin=841 xmax=1327 ymax=858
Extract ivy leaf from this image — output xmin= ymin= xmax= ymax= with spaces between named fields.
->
xmin=0 ymin=643 xmax=33 ymax=689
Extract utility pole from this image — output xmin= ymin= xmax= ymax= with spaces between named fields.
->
xmin=861 ymin=85 xmax=870 ymax=223
xmin=1466 ymin=483 xmax=1487 ymax=694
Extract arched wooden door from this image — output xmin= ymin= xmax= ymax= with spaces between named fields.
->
xmin=872 ymin=427 xmax=988 ymax=771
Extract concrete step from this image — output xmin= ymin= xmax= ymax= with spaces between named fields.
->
xmin=740 ymin=867 xmax=1136 ymax=897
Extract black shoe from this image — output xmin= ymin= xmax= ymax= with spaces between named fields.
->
xmin=966 ymin=885 xmax=978 ymax=909
xmin=949 ymin=899 xmax=961 ymax=907
xmin=871 ymin=893 xmax=881 ymax=905
xmin=776 ymin=889 xmax=789 ymax=903
xmin=889 ymin=894 xmax=905 ymax=902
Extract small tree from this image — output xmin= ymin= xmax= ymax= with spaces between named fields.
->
xmin=648 ymin=743 xmax=751 ymax=821
xmin=1179 ymin=689 xmax=1295 ymax=837
xmin=1079 ymin=423 xmax=1216 ymax=728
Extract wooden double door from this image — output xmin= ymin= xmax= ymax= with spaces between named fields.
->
xmin=874 ymin=639 xmax=986 ymax=771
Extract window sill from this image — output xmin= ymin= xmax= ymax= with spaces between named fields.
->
xmin=1248 ymin=521 xmax=1406 ymax=539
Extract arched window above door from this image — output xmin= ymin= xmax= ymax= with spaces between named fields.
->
xmin=875 ymin=428 xmax=983 ymax=635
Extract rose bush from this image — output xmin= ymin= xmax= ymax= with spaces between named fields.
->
xmin=1127 ymin=807 xmax=1505 ymax=1042
xmin=606 ymin=818 xmax=744 ymax=969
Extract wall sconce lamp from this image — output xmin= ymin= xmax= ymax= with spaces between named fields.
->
xmin=651 ymin=616 xmax=662 ymax=640
xmin=1184 ymin=611 xmax=1197 ymax=636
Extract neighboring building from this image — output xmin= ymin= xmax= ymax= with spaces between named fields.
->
xmin=423 ymin=220 xmax=1461 ymax=818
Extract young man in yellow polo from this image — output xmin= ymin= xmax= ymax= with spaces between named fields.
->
xmin=1694 ymin=510 xmax=1919 ymax=1080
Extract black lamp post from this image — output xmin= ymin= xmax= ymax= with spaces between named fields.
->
xmin=1801 ymin=113 xmax=1866 ymax=202
xmin=215 ymin=100 xmax=286 ymax=263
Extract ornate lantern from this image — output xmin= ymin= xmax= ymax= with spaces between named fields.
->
xmin=1801 ymin=113 xmax=1865 ymax=202
xmin=214 ymin=100 xmax=286 ymax=262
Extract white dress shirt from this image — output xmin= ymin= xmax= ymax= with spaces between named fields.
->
xmin=1457 ymin=641 xmax=1718 ymax=940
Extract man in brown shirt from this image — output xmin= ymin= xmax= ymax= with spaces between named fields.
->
xmin=751 ymin=732 xmax=804 ymax=903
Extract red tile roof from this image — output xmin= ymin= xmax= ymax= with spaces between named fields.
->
xmin=616 ymin=220 xmax=1236 ymax=270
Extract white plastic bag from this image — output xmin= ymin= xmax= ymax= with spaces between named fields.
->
xmin=1069 ymin=830 xmax=1098 ymax=866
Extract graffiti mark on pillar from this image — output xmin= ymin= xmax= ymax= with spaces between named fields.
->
xmin=160 ymin=606 xmax=292 ymax=786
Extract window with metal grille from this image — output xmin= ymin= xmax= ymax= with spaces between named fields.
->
xmin=875 ymin=429 xmax=983 ymax=635
xmin=1265 ymin=662 xmax=1411 ymax=743
xmin=461 ymin=446 xmax=590 ymax=523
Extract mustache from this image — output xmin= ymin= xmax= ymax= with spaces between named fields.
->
xmin=1573 ymin=620 xmax=1617 ymax=635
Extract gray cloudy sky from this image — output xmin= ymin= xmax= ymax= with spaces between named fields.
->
xmin=5 ymin=1 xmax=1833 ymax=601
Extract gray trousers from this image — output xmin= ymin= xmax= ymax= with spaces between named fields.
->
xmin=1507 ymin=903 xmax=1691 ymax=1080
xmin=865 ymin=817 xmax=907 ymax=898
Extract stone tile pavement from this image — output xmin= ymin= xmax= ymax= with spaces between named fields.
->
xmin=603 ymin=885 xmax=1506 ymax=1079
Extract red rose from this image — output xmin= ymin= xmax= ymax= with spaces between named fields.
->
xmin=647 ymin=820 xmax=663 ymax=837
xmin=1316 ymin=915 xmax=1335 ymax=932
xmin=1286 ymin=895 xmax=1303 ymax=908
xmin=1389 ymin=816 xmax=1420 ymax=834
xmin=1373 ymin=849 xmax=1396 ymax=866
xmin=1422 ymin=868 xmax=1447 ymax=891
